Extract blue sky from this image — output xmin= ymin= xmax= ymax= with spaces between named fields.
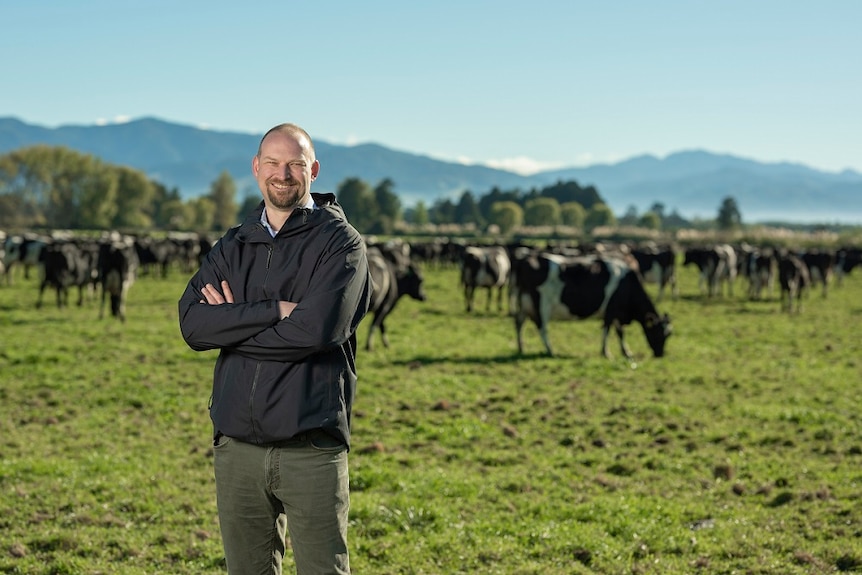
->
xmin=3 ymin=1 xmax=860 ymax=175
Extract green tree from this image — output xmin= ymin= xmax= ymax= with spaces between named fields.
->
xmin=638 ymin=211 xmax=662 ymax=230
xmin=112 ymin=166 xmax=153 ymax=230
xmin=209 ymin=170 xmax=239 ymax=231
xmin=489 ymin=201 xmax=523 ymax=234
xmin=336 ymin=177 xmax=378 ymax=233
xmin=431 ymin=198 xmax=456 ymax=225
xmin=454 ymin=191 xmax=482 ymax=226
xmin=523 ymin=197 xmax=561 ymax=226
xmin=560 ymin=201 xmax=586 ymax=228
xmin=371 ymin=178 xmax=401 ymax=234
xmin=717 ymin=196 xmax=742 ymax=230
xmin=188 ymin=196 xmax=217 ymax=231
xmin=411 ymin=201 xmax=429 ymax=226
xmin=584 ymin=202 xmax=617 ymax=230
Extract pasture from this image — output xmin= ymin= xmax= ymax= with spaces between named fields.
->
xmin=0 ymin=256 xmax=860 ymax=574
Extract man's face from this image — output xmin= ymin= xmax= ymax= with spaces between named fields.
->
xmin=252 ymin=131 xmax=319 ymax=212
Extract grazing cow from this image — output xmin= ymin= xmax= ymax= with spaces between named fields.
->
xmin=510 ymin=252 xmax=671 ymax=359
xmin=631 ymin=244 xmax=678 ymax=301
xmin=740 ymin=246 xmax=777 ymax=300
xmin=364 ymin=244 xmax=427 ymax=350
xmin=3 ymin=234 xmax=49 ymax=284
xmin=683 ymin=244 xmax=737 ymax=297
xmin=35 ymin=242 xmax=89 ymax=308
xmin=834 ymin=247 xmax=862 ymax=286
xmin=98 ymin=238 xmax=139 ymax=321
xmin=777 ymin=252 xmax=811 ymax=314
xmin=801 ymin=250 xmax=834 ymax=298
xmin=460 ymin=245 xmax=511 ymax=312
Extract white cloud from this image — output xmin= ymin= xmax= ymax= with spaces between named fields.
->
xmin=95 ymin=116 xmax=131 ymax=126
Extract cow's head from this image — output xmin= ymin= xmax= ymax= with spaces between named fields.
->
xmin=643 ymin=312 xmax=672 ymax=357
xmin=400 ymin=263 xmax=427 ymax=302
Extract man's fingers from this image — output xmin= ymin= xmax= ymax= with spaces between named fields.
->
xmin=221 ymin=280 xmax=235 ymax=304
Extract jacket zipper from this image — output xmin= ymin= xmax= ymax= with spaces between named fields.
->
xmin=249 ymin=243 xmax=274 ymax=442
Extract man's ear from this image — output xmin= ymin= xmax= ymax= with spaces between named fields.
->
xmin=311 ymin=160 xmax=320 ymax=181
xmin=251 ymin=155 xmax=260 ymax=177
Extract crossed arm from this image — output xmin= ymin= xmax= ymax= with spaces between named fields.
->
xmin=200 ymin=280 xmax=296 ymax=319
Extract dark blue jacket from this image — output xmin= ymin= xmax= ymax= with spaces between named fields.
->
xmin=178 ymin=193 xmax=371 ymax=448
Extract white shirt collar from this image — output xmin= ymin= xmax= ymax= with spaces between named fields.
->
xmin=260 ymin=196 xmax=317 ymax=237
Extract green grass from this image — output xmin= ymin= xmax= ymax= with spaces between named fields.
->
xmin=1 ymin=263 xmax=860 ymax=574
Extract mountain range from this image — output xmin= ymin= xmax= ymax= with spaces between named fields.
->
xmin=2 ymin=116 xmax=861 ymax=224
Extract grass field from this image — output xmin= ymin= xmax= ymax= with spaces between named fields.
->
xmin=1 ymin=257 xmax=860 ymax=574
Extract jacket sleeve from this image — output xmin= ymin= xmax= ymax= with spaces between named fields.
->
xmin=178 ymin=238 xmax=281 ymax=351
xmin=227 ymin=232 xmax=371 ymax=362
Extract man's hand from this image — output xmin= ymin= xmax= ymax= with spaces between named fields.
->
xmin=201 ymin=280 xmax=295 ymax=320
xmin=200 ymin=281 xmax=235 ymax=305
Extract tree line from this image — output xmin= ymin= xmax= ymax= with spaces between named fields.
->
xmin=0 ymin=144 xmax=741 ymax=235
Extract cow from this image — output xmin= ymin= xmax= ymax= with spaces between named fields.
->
xmin=364 ymin=244 xmax=427 ymax=351
xmin=510 ymin=252 xmax=671 ymax=360
xmin=630 ymin=244 xmax=678 ymax=301
xmin=683 ymin=244 xmax=737 ymax=297
xmin=460 ymin=245 xmax=511 ymax=313
xmin=834 ymin=246 xmax=862 ymax=286
xmin=3 ymin=234 xmax=49 ymax=285
xmin=801 ymin=250 xmax=834 ymax=298
xmin=36 ymin=242 xmax=84 ymax=308
xmin=739 ymin=245 xmax=777 ymax=300
xmin=777 ymin=251 xmax=811 ymax=314
xmin=98 ymin=237 xmax=139 ymax=322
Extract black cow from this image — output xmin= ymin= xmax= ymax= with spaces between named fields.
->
xmin=801 ymin=250 xmax=834 ymax=298
xmin=510 ymin=252 xmax=671 ymax=360
xmin=631 ymin=245 xmax=678 ymax=301
xmin=460 ymin=245 xmax=511 ymax=312
xmin=35 ymin=241 xmax=91 ymax=308
xmin=834 ymin=247 xmax=862 ymax=286
xmin=683 ymin=244 xmax=737 ymax=297
xmin=778 ymin=252 xmax=811 ymax=314
xmin=98 ymin=238 xmax=139 ymax=322
xmin=364 ymin=244 xmax=427 ymax=351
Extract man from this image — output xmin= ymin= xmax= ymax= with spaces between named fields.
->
xmin=178 ymin=123 xmax=371 ymax=574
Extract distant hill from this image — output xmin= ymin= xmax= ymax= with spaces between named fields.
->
xmin=2 ymin=116 xmax=861 ymax=224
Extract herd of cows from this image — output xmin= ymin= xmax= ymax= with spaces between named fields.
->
xmin=366 ymin=237 xmax=862 ymax=360
xmin=3 ymin=230 xmax=862 ymax=360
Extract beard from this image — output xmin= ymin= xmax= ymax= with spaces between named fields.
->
xmin=265 ymin=178 xmax=309 ymax=210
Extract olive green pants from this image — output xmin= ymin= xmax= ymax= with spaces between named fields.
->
xmin=213 ymin=430 xmax=350 ymax=575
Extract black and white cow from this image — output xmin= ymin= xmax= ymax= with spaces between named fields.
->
xmin=778 ymin=251 xmax=811 ymax=314
xmin=364 ymin=244 xmax=427 ymax=351
xmin=36 ymin=242 xmax=87 ymax=308
xmin=739 ymin=245 xmax=777 ymax=300
xmin=630 ymin=244 xmax=678 ymax=301
xmin=683 ymin=244 xmax=737 ymax=297
xmin=98 ymin=237 xmax=139 ymax=322
xmin=834 ymin=246 xmax=862 ymax=286
xmin=460 ymin=245 xmax=511 ymax=313
xmin=801 ymin=250 xmax=834 ymax=298
xmin=3 ymin=234 xmax=49 ymax=285
xmin=510 ymin=252 xmax=671 ymax=359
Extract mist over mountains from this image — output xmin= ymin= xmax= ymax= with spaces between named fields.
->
xmin=2 ymin=116 xmax=861 ymax=224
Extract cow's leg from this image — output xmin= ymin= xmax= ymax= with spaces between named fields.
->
xmin=36 ymin=281 xmax=48 ymax=308
xmin=601 ymin=325 xmax=612 ymax=359
xmin=464 ymin=285 xmax=474 ymax=312
xmin=537 ymin=319 xmax=553 ymax=356
xmin=514 ymin=314 xmax=526 ymax=354
xmin=616 ymin=325 xmax=633 ymax=360
xmin=380 ymin=320 xmax=390 ymax=348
